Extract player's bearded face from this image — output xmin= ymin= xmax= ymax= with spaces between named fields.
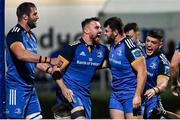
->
xmin=106 ymin=33 xmax=115 ymax=44
xmin=27 ymin=7 xmax=38 ymax=29
xmin=27 ymin=17 xmax=36 ymax=29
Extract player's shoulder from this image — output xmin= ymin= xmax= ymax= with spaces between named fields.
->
xmin=158 ymin=53 xmax=170 ymax=65
xmin=123 ymin=37 xmax=137 ymax=49
xmin=9 ymin=24 xmax=23 ymax=34
xmin=69 ymin=39 xmax=82 ymax=47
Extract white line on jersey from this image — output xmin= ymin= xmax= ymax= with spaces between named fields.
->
xmin=160 ymin=54 xmax=169 ymax=65
xmin=9 ymin=89 xmax=16 ymax=105
xmin=125 ymin=39 xmax=135 ymax=49
xmin=11 ymin=26 xmax=20 ymax=32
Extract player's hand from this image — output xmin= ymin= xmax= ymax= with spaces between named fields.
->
xmin=171 ymin=84 xmax=180 ymax=96
xmin=50 ymin=58 xmax=62 ymax=66
xmin=61 ymin=85 xmax=74 ymax=103
xmin=51 ymin=65 xmax=60 ymax=74
xmin=133 ymin=95 xmax=141 ymax=109
xmin=144 ymin=89 xmax=156 ymax=99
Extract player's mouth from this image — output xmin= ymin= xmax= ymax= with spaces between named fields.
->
xmin=146 ymin=48 xmax=153 ymax=55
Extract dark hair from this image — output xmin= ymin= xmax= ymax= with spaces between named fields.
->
xmin=148 ymin=29 xmax=164 ymax=41
xmin=16 ymin=2 xmax=36 ymax=21
xmin=81 ymin=17 xmax=99 ymax=30
xmin=103 ymin=17 xmax=124 ymax=35
xmin=124 ymin=22 xmax=139 ymax=33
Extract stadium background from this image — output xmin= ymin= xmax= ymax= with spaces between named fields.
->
xmin=0 ymin=0 xmax=179 ymax=118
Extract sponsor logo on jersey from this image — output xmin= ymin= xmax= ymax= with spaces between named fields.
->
xmin=131 ymin=48 xmax=142 ymax=59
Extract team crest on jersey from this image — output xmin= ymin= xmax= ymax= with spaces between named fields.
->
xmin=131 ymin=48 xmax=142 ymax=59
xmin=117 ymin=50 xmax=122 ymax=56
xmin=80 ymin=51 xmax=86 ymax=56
xmin=96 ymin=50 xmax=103 ymax=58
xmin=150 ymin=62 xmax=157 ymax=69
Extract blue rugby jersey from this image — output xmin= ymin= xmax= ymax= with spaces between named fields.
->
xmin=6 ymin=24 xmax=37 ymax=89
xmin=109 ymin=37 xmax=144 ymax=94
xmin=145 ymin=51 xmax=170 ymax=91
xmin=59 ymin=38 xmax=108 ymax=96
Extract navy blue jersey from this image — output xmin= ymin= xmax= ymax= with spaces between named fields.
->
xmin=145 ymin=51 xmax=170 ymax=90
xmin=6 ymin=24 xmax=37 ymax=89
xmin=59 ymin=38 xmax=108 ymax=96
xmin=109 ymin=37 xmax=144 ymax=94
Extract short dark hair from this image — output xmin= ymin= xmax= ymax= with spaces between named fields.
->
xmin=103 ymin=17 xmax=124 ymax=35
xmin=148 ymin=29 xmax=164 ymax=41
xmin=124 ymin=22 xmax=139 ymax=33
xmin=81 ymin=17 xmax=99 ymax=30
xmin=16 ymin=2 xmax=36 ymax=21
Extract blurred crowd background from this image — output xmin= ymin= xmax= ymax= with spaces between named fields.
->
xmin=5 ymin=0 xmax=180 ymax=118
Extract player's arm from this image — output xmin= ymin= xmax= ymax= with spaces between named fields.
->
xmin=131 ymin=56 xmax=147 ymax=108
xmin=156 ymin=75 xmax=169 ymax=93
xmin=125 ymin=39 xmax=147 ymax=108
xmin=170 ymin=51 xmax=180 ymax=84
xmin=145 ymin=57 xmax=170 ymax=99
xmin=10 ymin=41 xmax=59 ymax=64
xmin=99 ymin=46 xmax=110 ymax=69
xmin=100 ymin=59 xmax=109 ymax=69
xmin=170 ymin=51 xmax=180 ymax=96
xmin=52 ymin=44 xmax=76 ymax=102
xmin=56 ymin=78 xmax=74 ymax=103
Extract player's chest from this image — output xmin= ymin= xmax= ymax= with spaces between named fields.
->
xmin=72 ymin=47 xmax=104 ymax=66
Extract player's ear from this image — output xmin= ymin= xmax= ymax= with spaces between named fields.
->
xmin=84 ymin=26 xmax=89 ymax=34
xmin=22 ymin=14 xmax=28 ymax=20
xmin=159 ymin=41 xmax=163 ymax=49
xmin=113 ymin=30 xmax=118 ymax=37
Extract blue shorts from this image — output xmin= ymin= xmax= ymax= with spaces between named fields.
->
xmin=56 ymin=90 xmax=91 ymax=119
xmin=109 ymin=92 xmax=133 ymax=113
xmin=142 ymin=96 xmax=159 ymax=118
xmin=5 ymin=87 xmax=41 ymax=118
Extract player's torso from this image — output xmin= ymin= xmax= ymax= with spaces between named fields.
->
xmin=6 ymin=25 xmax=37 ymax=89
xmin=146 ymin=55 xmax=160 ymax=88
xmin=109 ymin=39 xmax=137 ymax=92
xmin=64 ymin=43 xmax=106 ymax=95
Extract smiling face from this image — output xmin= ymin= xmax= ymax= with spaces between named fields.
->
xmin=145 ymin=36 xmax=162 ymax=56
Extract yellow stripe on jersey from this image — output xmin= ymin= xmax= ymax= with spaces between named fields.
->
xmin=10 ymin=41 xmax=22 ymax=49
xmin=58 ymin=55 xmax=69 ymax=65
xmin=131 ymin=56 xmax=145 ymax=65
xmin=157 ymin=75 xmax=170 ymax=81
xmin=26 ymin=32 xmax=30 ymax=37
xmin=88 ymin=46 xmax=92 ymax=52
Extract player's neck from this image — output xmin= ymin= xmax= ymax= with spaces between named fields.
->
xmin=114 ymin=34 xmax=125 ymax=45
xmin=18 ymin=21 xmax=31 ymax=32
xmin=82 ymin=35 xmax=93 ymax=45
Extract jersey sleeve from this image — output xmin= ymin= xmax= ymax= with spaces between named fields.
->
xmin=158 ymin=54 xmax=170 ymax=77
xmin=59 ymin=44 xmax=77 ymax=62
xmin=6 ymin=31 xmax=23 ymax=48
xmin=124 ymin=39 xmax=144 ymax=64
